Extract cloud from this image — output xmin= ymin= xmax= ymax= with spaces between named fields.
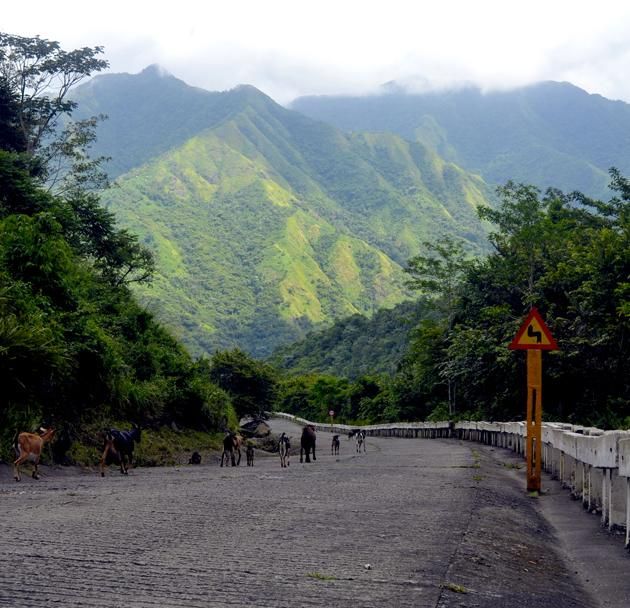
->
xmin=4 ymin=0 xmax=630 ymax=103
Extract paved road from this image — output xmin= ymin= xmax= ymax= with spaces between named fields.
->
xmin=0 ymin=419 xmax=600 ymax=607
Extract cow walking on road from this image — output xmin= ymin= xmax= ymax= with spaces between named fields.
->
xmin=279 ymin=433 xmax=290 ymax=468
xmin=331 ymin=435 xmax=340 ymax=455
xmin=355 ymin=430 xmax=366 ymax=453
xmin=300 ymin=425 xmax=316 ymax=463
xmin=100 ymin=426 xmax=141 ymax=477
xmin=246 ymin=444 xmax=255 ymax=466
xmin=14 ymin=427 xmax=56 ymax=481
xmin=220 ymin=432 xmax=242 ymax=467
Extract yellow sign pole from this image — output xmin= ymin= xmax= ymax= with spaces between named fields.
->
xmin=509 ymin=307 xmax=558 ymax=494
xmin=526 ymin=350 xmax=542 ymax=492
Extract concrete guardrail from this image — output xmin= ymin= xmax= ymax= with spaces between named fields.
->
xmin=272 ymin=412 xmax=630 ymax=548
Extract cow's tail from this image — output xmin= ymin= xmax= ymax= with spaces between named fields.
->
xmin=13 ymin=432 xmax=20 ymax=458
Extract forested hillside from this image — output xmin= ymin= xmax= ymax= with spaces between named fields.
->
xmin=292 ymin=82 xmax=630 ymax=199
xmin=277 ymin=177 xmax=629 ymax=428
xmin=0 ymin=34 xmax=238 ymax=460
xmin=270 ymin=299 xmax=433 ymax=378
xmin=74 ymin=68 xmax=493 ymax=356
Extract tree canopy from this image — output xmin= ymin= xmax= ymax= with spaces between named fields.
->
xmin=278 ymin=173 xmax=629 ymax=428
xmin=0 ymin=33 xmax=237 ymax=460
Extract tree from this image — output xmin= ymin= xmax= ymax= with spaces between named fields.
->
xmin=0 ymin=32 xmax=108 ymax=155
xmin=404 ymin=236 xmax=472 ymax=413
xmin=0 ymin=37 xmax=153 ymax=287
xmin=0 ymin=77 xmax=25 ymax=151
xmin=477 ymin=182 xmax=548 ymax=308
xmin=404 ymin=235 xmax=471 ymax=320
xmin=210 ymin=349 xmax=278 ymax=421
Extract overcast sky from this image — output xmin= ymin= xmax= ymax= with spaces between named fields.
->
xmin=4 ymin=0 xmax=630 ymax=104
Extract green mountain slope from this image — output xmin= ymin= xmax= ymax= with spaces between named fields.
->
xmin=85 ymin=69 xmax=493 ymax=357
xmin=104 ymin=132 xmax=408 ymax=357
xmin=292 ymin=81 xmax=630 ymax=198
xmin=73 ymin=65 xmax=235 ymax=178
xmin=269 ymin=299 xmax=432 ymax=378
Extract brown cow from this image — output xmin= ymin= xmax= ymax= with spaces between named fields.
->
xmin=14 ymin=427 xmax=56 ymax=481
xmin=220 ymin=432 xmax=242 ymax=467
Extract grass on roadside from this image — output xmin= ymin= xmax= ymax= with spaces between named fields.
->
xmin=306 ymin=572 xmax=337 ymax=581
xmin=441 ymin=582 xmax=468 ymax=594
xmin=66 ymin=424 xmax=223 ymax=468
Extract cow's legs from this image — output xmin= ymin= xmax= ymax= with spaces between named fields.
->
xmin=100 ymin=447 xmax=108 ymax=477
xmin=13 ymin=453 xmax=27 ymax=481
xmin=236 ymin=448 xmax=241 ymax=466
xmin=32 ymin=459 xmax=40 ymax=479
xmin=312 ymin=445 xmax=316 ymax=461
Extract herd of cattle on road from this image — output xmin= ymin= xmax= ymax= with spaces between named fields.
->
xmin=11 ymin=423 xmax=369 ymax=481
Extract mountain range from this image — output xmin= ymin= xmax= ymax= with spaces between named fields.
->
xmin=71 ymin=67 xmax=630 ymax=359
xmin=73 ymin=66 xmax=491 ymax=357
xmin=292 ymin=81 xmax=630 ymax=199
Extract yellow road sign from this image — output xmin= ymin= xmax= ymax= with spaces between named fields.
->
xmin=509 ymin=308 xmax=558 ymax=493
xmin=509 ymin=307 xmax=558 ymax=351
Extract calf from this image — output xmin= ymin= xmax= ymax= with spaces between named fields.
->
xmin=220 ymin=432 xmax=242 ymax=467
xmin=278 ymin=432 xmax=290 ymax=468
xmin=14 ymin=427 xmax=56 ymax=481
xmin=100 ymin=426 xmax=141 ymax=477
xmin=355 ymin=429 xmax=366 ymax=453
xmin=246 ymin=444 xmax=255 ymax=466
xmin=331 ymin=435 xmax=340 ymax=455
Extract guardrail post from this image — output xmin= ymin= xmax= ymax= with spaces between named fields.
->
xmin=602 ymin=469 xmax=608 ymax=527
xmin=607 ymin=469 xmax=614 ymax=531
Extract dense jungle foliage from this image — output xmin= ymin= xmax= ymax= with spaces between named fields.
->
xmin=0 ymin=34 xmax=241 ymax=460
xmin=277 ymin=177 xmax=629 ymax=428
xmin=270 ymin=299 xmax=435 ymax=378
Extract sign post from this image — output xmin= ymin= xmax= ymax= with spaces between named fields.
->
xmin=509 ymin=308 xmax=558 ymax=493
xmin=329 ymin=409 xmax=335 ymax=427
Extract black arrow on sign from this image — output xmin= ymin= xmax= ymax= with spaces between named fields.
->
xmin=527 ymin=324 xmax=542 ymax=343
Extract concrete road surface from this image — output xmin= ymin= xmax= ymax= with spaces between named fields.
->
xmin=0 ymin=418 xmax=621 ymax=607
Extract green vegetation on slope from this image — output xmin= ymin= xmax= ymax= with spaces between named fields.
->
xmin=103 ymin=131 xmax=411 ymax=357
xmin=270 ymin=299 xmax=434 ymax=378
xmin=276 ymin=174 xmax=629 ymax=428
xmin=91 ymin=69 xmax=493 ymax=356
xmin=292 ymin=82 xmax=630 ymax=199
xmin=0 ymin=33 xmax=238 ymax=461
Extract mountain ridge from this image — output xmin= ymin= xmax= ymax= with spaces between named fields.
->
xmin=291 ymin=80 xmax=630 ymax=198
xmin=78 ymin=68 xmax=493 ymax=356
